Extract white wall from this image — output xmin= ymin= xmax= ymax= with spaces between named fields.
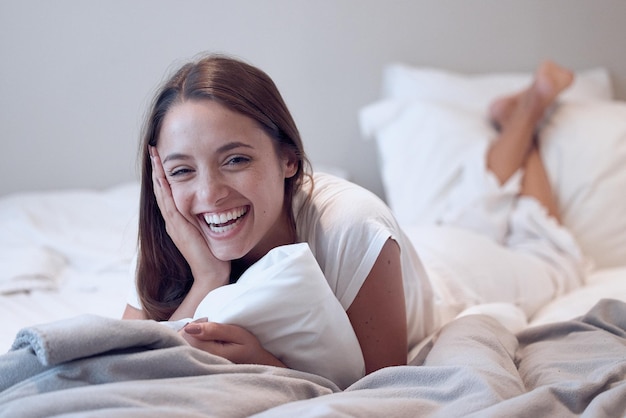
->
xmin=2 ymin=0 xmax=625 ymax=197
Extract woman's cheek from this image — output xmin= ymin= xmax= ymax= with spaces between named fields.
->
xmin=171 ymin=186 xmax=192 ymax=216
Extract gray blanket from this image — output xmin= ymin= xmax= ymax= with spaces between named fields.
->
xmin=1 ymin=299 xmax=625 ymax=417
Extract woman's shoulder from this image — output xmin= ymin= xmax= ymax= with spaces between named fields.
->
xmin=295 ymin=171 xmax=397 ymax=231
xmin=301 ymin=171 xmax=388 ymax=210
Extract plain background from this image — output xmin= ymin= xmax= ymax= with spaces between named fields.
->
xmin=2 ymin=0 xmax=625 ymax=198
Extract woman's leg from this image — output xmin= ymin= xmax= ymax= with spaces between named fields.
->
xmin=487 ymin=61 xmax=573 ymax=222
xmin=520 ymin=146 xmax=561 ymax=222
xmin=424 ymin=63 xmax=582 ymax=325
xmin=487 ymin=61 xmax=573 ymax=186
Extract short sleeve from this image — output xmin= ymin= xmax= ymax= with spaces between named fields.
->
xmin=294 ymin=173 xmax=407 ymax=310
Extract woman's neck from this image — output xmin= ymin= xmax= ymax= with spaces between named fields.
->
xmin=230 ymin=209 xmax=297 ymax=283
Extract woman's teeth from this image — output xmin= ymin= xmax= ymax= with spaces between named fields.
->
xmin=203 ymin=207 xmax=247 ymax=233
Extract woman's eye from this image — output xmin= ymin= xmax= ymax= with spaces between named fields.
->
xmin=169 ymin=167 xmax=193 ymax=177
xmin=225 ymin=156 xmax=251 ymax=167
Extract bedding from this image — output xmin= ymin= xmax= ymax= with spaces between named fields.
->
xmin=0 ymin=247 xmax=65 ymax=294
xmin=2 ymin=63 xmax=626 ymax=416
xmin=1 ymin=299 xmax=625 ymax=416
xmin=1 ymin=184 xmax=625 ymax=417
xmin=0 ymin=183 xmax=139 ymax=354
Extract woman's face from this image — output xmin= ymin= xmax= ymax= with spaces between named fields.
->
xmin=157 ymin=99 xmax=297 ymax=264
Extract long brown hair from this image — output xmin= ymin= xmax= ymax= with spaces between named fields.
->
xmin=136 ymin=54 xmax=311 ymax=320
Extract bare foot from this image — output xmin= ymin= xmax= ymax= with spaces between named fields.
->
xmin=489 ymin=61 xmax=574 ymax=131
xmin=533 ymin=60 xmax=574 ymax=108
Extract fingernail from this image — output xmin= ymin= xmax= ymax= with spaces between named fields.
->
xmin=184 ymin=324 xmax=201 ymax=334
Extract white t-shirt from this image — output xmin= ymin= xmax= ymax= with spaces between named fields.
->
xmin=127 ymin=172 xmax=436 ymax=352
xmin=294 ymin=173 xmax=436 ymax=350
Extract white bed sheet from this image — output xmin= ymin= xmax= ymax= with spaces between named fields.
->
xmin=529 ymin=266 xmax=626 ymax=327
xmin=0 ymin=269 xmax=129 ymax=353
xmin=1 ymin=181 xmax=625 ymax=355
xmin=0 ymin=182 xmax=139 ymax=353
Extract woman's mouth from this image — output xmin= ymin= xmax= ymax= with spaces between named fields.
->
xmin=203 ymin=206 xmax=249 ymax=233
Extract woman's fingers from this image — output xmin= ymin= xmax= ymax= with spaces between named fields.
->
xmin=149 ymin=145 xmax=231 ymax=293
xmin=180 ymin=322 xmax=284 ymax=367
xmin=150 ymin=146 xmax=195 ymax=240
xmin=150 ymin=146 xmax=177 ymax=220
xmin=183 ymin=321 xmax=237 ymax=340
xmin=181 ymin=322 xmax=244 ymax=360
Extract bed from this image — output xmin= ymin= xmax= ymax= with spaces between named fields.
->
xmin=1 ymin=63 xmax=626 ymax=416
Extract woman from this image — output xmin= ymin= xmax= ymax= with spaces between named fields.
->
xmin=122 ymin=54 xmax=434 ymax=374
xmin=123 ymin=54 xmax=584 ymax=375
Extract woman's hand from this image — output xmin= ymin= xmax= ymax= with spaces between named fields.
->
xmin=150 ymin=146 xmax=230 ymax=318
xmin=180 ymin=319 xmax=286 ymax=368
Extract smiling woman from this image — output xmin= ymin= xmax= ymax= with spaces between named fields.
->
xmin=122 ymin=54 xmax=430 ymax=377
xmin=155 ymin=100 xmax=298 ymax=268
xmin=127 ymin=56 xmax=306 ymax=322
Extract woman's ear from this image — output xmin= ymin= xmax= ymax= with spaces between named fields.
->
xmin=282 ymin=151 xmax=299 ymax=179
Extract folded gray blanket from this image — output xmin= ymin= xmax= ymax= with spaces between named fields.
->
xmin=1 ymin=315 xmax=338 ymax=417
xmin=1 ymin=299 xmax=625 ymax=417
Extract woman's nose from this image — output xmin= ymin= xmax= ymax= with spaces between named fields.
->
xmin=197 ymin=173 xmax=228 ymax=205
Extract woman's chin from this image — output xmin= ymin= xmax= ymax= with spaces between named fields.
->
xmin=210 ymin=244 xmax=249 ymax=263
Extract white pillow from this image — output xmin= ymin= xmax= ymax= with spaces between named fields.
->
xmin=381 ymin=63 xmax=613 ymax=112
xmin=360 ymin=99 xmax=626 ymax=269
xmin=541 ymin=101 xmax=626 ymax=268
xmin=193 ymin=243 xmax=365 ymax=389
xmin=361 ymin=100 xmax=491 ymax=227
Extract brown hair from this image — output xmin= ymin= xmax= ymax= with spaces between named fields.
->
xmin=136 ymin=54 xmax=311 ymax=320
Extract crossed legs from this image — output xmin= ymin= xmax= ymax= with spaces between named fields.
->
xmin=486 ymin=61 xmax=573 ymax=223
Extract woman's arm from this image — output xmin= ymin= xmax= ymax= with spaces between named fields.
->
xmin=180 ymin=239 xmax=407 ymax=372
xmin=347 ymin=238 xmax=408 ymax=374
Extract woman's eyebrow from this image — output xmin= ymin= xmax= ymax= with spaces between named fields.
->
xmin=217 ymin=141 xmax=254 ymax=154
xmin=162 ymin=142 xmax=254 ymax=164
xmin=162 ymin=153 xmax=191 ymax=164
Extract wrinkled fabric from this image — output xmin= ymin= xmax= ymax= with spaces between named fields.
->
xmin=1 ymin=300 xmax=625 ymax=417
